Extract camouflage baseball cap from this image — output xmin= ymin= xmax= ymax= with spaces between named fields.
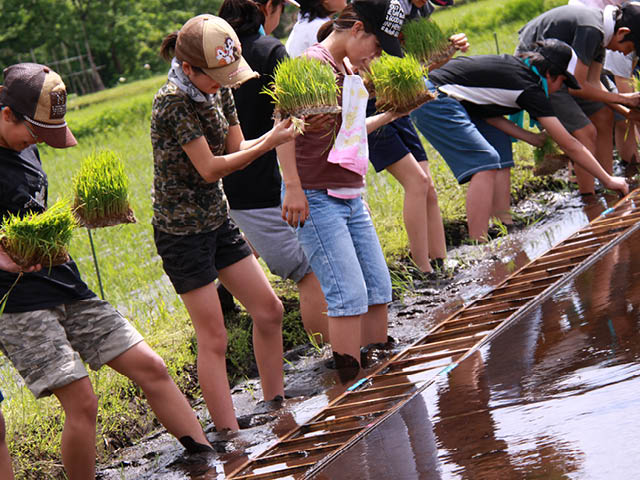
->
xmin=0 ymin=63 xmax=77 ymax=148
xmin=175 ymin=14 xmax=259 ymax=87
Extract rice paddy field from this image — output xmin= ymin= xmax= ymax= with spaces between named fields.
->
xmin=1 ymin=0 xmax=570 ymax=477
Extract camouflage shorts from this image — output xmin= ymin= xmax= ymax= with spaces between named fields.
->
xmin=0 ymin=297 xmax=143 ymax=399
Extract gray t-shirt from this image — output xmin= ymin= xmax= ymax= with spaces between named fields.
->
xmin=517 ymin=5 xmax=605 ymax=65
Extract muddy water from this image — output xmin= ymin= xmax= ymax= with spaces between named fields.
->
xmin=314 ymin=223 xmax=640 ymax=479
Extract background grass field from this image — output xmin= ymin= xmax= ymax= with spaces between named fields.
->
xmin=1 ymin=0 xmax=568 ymax=476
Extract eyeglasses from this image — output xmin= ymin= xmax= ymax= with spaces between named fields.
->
xmin=22 ymin=120 xmax=38 ymax=142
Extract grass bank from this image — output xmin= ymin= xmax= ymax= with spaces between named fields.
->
xmin=2 ymin=0 xmax=570 ymax=477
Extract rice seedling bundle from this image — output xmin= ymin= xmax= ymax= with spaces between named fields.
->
xmin=367 ymin=54 xmax=436 ymax=114
xmin=73 ymin=150 xmax=137 ymax=228
xmin=0 ymin=200 xmax=76 ymax=268
xmin=533 ymin=136 xmax=568 ymax=176
xmin=263 ymin=57 xmax=341 ymax=119
xmin=402 ymin=17 xmax=455 ymax=67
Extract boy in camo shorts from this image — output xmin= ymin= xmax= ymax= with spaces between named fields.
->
xmin=0 ymin=63 xmax=212 ymax=479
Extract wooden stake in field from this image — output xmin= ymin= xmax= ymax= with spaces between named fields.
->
xmin=72 ymin=150 xmax=137 ymax=299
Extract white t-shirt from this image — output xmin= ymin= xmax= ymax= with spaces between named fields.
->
xmin=285 ymin=15 xmax=330 ymax=57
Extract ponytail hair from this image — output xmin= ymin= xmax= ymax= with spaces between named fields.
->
xmin=316 ymin=4 xmax=372 ymax=42
xmin=160 ymin=31 xmax=179 ymax=62
xmin=219 ymin=0 xmax=286 ymax=36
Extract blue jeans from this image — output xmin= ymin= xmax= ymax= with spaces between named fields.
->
xmin=296 ymin=190 xmax=392 ymax=317
xmin=410 ymin=80 xmax=514 ymax=184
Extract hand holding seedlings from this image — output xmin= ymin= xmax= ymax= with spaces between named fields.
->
xmin=0 ymin=246 xmax=41 ymax=273
xmin=449 ymin=33 xmax=469 ymax=53
xmin=620 ymin=91 xmax=640 ymax=108
xmin=604 ymin=175 xmax=630 ymax=196
xmin=268 ymin=117 xmax=301 ymax=147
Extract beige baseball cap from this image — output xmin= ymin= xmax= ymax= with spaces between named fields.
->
xmin=0 ymin=63 xmax=76 ymax=148
xmin=175 ymin=14 xmax=259 ymax=87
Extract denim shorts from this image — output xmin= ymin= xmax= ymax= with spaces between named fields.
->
xmin=295 ymin=190 xmax=392 ymax=317
xmin=410 ymin=80 xmax=513 ymax=184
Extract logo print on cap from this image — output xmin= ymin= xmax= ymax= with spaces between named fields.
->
xmin=216 ymin=37 xmax=240 ymax=66
xmin=382 ymin=0 xmax=404 ymax=38
xmin=50 ymin=90 xmax=67 ymax=120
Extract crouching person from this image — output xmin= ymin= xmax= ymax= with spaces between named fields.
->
xmin=410 ymin=39 xmax=629 ymax=240
xmin=0 ymin=63 xmax=211 ymax=480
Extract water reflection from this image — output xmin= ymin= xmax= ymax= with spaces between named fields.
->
xmin=315 ymin=226 xmax=640 ymax=479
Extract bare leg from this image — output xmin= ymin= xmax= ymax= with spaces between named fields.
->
xmin=0 ymin=410 xmax=14 ymax=480
xmin=220 ymin=255 xmax=284 ymax=402
xmin=418 ymin=161 xmax=447 ymax=259
xmin=107 ymin=341 xmax=209 ymax=446
xmin=591 ymin=106 xmax=615 ymax=174
xmin=465 ymin=170 xmax=497 ymax=241
xmin=52 ymin=378 xmax=98 ymax=480
xmin=492 ymin=167 xmax=512 ymax=225
xmin=386 ymin=154 xmax=432 ymax=272
xmin=328 ymin=315 xmax=362 ymax=362
xmin=360 ymin=303 xmax=388 ymax=346
xmin=181 ymin=282 xmax=238 ymax=431
xmin=297 ymin=271 xmax=329 ymax=343
xmin=572 ymin=123 xmax=598 ymax=194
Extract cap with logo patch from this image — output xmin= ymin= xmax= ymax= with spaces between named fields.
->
xmin=533 ymin=39 xmax=581 ymax=90
xmin=352 ymin=0 xmax=406 ymax=57
xmin=0 ymin=63 xmax=76 ymax=148
xmin=175 ymin=14 xmax=259 ymax=88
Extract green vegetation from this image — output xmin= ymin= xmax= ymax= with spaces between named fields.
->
xmin=1 ymin=0 xmax=572 ymax=477
xmin=402 ymin=17 xmax=452 ymax=65
xmin=73 ymin=150 xmax=136 ymax=228
xmin=263 ymin=57 xmax=340 ymax=117
xmin=0 ymin=200 xmax=76 ymax=268
xmin=368 ymin=54 xmax=433 ymax=113
xmin=533 ymin=136 xmax=568 ymax=176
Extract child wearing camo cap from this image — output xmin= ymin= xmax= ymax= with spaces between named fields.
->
xmin=0 ymin=63 xmax=212 ymax=479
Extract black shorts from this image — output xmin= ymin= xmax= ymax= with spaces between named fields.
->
xmin=368 ymin=115 xmax=428 ymax=172
xmin=153 ymin=218 xmax=252 ymax=294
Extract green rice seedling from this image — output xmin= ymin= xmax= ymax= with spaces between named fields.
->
xmin=402 ymin=17 xmax=455 ymax=66
xmin=73 ymin=150 xmax=137 ymax=228
xmin=367 ymin=54 xmax=435 ymax=113
xmin=0 ymin=200 xmax=76 ymax=268
xmin=262 ymin=57 xmax=341 ymax=120
xmin=533 ymin=136 xmax=568 ymax=176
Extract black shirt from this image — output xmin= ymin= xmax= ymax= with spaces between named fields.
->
xmin=429 ymin=54 xmax=556 ymax=120
xmin=517 ymin=5 xmax=606 ymax=66
xmin=222 ymin=33 xmax=288 ymax=210
xmin=0 ymin=145 xmax=94 ymax=312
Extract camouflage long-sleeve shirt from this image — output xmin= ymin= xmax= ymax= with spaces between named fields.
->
xmin=150 ymin=81 xmax=239 ymax=234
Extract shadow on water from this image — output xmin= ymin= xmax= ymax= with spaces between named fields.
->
xmin=315 ymin=214 xmax=640 ymax=479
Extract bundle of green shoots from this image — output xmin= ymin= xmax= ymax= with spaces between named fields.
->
xmin=73 ymin=150 xmax=136 ymax=228
xmin=533 ymin=136 xmax=568 ymax=176
xmin=367 ymin=53 xmax=435 ymax=113
xmin=263 ymin=56 xmax=341 ymax=130
xmin=402 ymin=17 xmax=455 ymax=67
xmin=0 ymin=200 xmax=76 ymax=268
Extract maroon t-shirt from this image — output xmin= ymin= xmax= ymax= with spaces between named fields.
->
xmin=295 ymin=44 xmax=365 ymax=190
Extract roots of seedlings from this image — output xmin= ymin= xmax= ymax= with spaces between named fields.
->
xmin=0 ymin=237 xmax=70 ymax=268
xmin=533 ymin=154 xmax=569 ymax=176
xmin=75 ymin=208 xmax=137 ymax=229
xmin=375 ymin=89 xmax=437 ymax=115
xmin=427 ymin=44 xmax=457 ymax=68
xmin=274 ymin=105 xmax=342 ymax=119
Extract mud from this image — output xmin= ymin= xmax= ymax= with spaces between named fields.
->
xmin=316 ymin=212 xmax=640 ymax=479
xmin=96 ymin=186 xmax=624 ymax=479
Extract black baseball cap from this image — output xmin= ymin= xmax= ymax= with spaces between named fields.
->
xmin=534 ymin=39 xmax=581 ymax=90
xmin=617 ymin=2 xmax=640 ymax=56
xmin=352 ymin=0 xmax=405 ymax=57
